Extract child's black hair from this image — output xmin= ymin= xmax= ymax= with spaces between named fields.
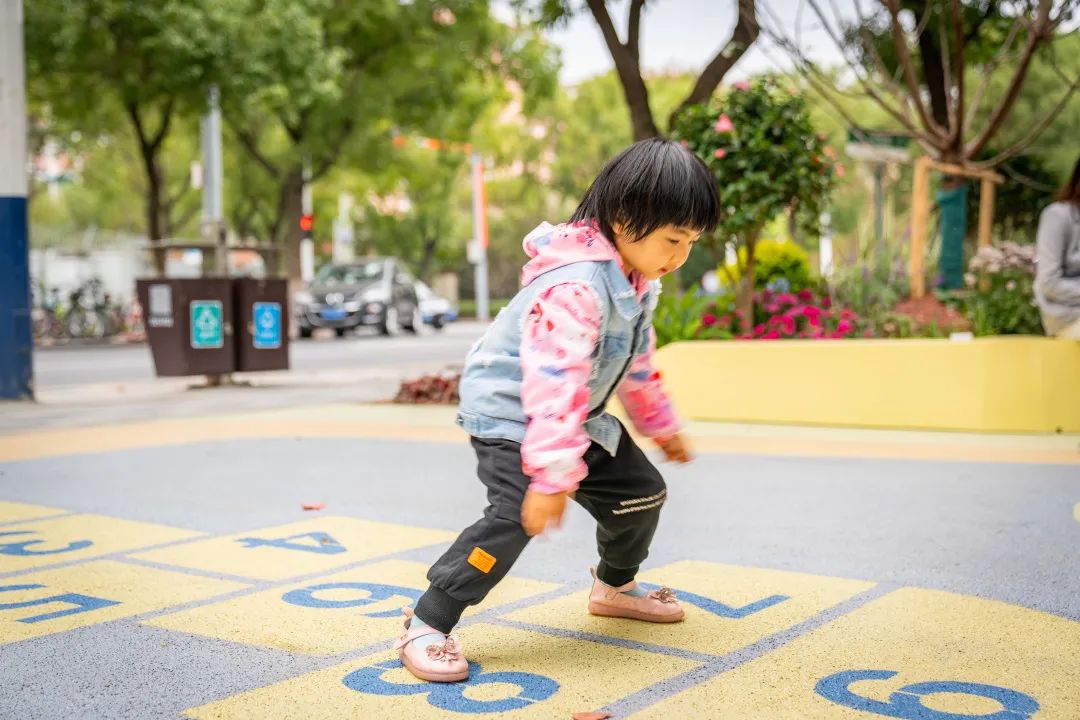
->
xmin=570 ymin=137 xmax=720 ymax=243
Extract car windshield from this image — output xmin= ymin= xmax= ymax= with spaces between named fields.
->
xmin=314 ymin=262 xmax=383 ymax=286
xmin=414 ymin=282 xmax=433 ymax=300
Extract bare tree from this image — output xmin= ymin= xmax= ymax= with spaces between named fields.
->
xmin=539 ymin=0 xmax=760 ymax=140
xmin=762 ymin=0 xmax=1078 ymax=168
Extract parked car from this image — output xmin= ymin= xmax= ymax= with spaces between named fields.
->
xmin=414 ymin=280 xmax=457 ymax=330
xmin=294 ymin=258 xmax=421 ymax=338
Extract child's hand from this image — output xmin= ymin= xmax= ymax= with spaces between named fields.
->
xmin=521 ymin=489 xmax=568 ymax=536
xmin=656 ymin=433 xmax=693 ymax=463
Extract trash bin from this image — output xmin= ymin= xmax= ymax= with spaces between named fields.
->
xmin=136 ymin=278 xmax=235 ymax=376
xmin=233 ymin=277 xmax=289 ymax=372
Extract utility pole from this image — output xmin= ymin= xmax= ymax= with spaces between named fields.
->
xmin=200 ymin=85 xmax=226 ymax=274
xmin=0 ymin=0 xmax=33 ymax=400
xmin=470 ymin=152 xmax=489 ymax=322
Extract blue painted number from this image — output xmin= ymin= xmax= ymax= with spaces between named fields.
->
xmin=235 ymin=531 xmax=345 ymax=555
xmin=639 ymin=582 xmax=788 ymax=619
xmin=343 ymin=660 xmax=559 ymax=713
xmin=281 ymin=582 xmax=422 ymax=617
xmin=0 ymin=530 xmax=92 ymax=556
xmin=0 ymin=583 xmax=120 ymax=623
xmin=816 ymin=669 xmax=1039 ymax=720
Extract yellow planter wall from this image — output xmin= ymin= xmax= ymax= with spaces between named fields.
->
xmin=652 ymin=337 xmax=1080 ymax=433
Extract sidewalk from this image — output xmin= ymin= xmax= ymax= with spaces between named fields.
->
xmin=3 ymin=401 xmax=1077 ymax=465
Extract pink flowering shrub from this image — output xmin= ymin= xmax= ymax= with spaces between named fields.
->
xmin=699 ymin=288 xmax=866 ymax=340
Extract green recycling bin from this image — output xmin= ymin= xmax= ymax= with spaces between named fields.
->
xmin=136 ymin=278 xmax=235 ymax=376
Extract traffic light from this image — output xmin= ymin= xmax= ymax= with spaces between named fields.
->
xmin=299 ymin=213 xmax=314 ymax=239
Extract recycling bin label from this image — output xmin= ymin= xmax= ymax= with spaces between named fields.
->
xmin=190 ymin=300 xmax=224 ymax=349
xmin=252 ymin=302 xmax=282 ymax=350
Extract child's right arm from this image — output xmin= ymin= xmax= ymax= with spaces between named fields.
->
xmin=519 ymin=281 xmax=602 ymax=496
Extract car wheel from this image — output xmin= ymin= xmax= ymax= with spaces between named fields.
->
xmin=380 ymin=306 xmax=400 ymax=336
xmin=432 ymin=315 xmax=445 ymax=330
xmin=405 ymin=307 xmax=424 ymax=334
xmin=299 ymin=327 xmax=313 ymax=339
xmin=335 ymin=327 xmax=348 ymax=338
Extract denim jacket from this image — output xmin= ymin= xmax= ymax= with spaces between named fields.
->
xmin=456 ymin=222 xmax=679 ymax=493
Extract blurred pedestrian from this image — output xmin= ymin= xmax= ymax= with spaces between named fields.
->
xmin=394 ymin=138 xmax=720 ymax=682
xmin=1035 ymin=155 xmax=1080 ymax=338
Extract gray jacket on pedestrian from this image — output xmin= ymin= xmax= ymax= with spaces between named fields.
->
xmin=1035 ymin=201 xmax=1080 ymax=335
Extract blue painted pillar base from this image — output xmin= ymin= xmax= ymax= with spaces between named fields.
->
xmin=0 ymin=195 xmax=33 ymax=400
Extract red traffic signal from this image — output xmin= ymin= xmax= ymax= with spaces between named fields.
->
xmin=299 ymin=214 xmax=314 ymax=233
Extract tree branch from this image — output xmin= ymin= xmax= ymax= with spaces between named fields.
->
xmin=964 ymin=19 xmax=1022 ymax=134
xmin=938 ymin=7 xmax=957 ymax=138
xmin=585 ymin=0 xmax=658 ymax=138
xmin=312 ymin=117 xmax=356 ymax=180
xmin=973 ymin=73 xmax=1080 ymax=168
xmin=670 ymin=0 xmax=759 ymax=124
xmin=585 ymin=0 xmax=629 ymax=61
xmin=882 ymin=0 xmax=948 ymax=138
xmin=760 ymin=14 xmax=938 ymax=148
xmin=125 ymin=102 xmax=149 ymax=149
xmin=627 ymin=0 xmax=646 ymax=62
xmin=166 ymin=165 xmax=193 ymax=211
xmin=232 ymin=124 xmax=280 ymax=177
xmin=149 ymin=98 xmax=174 ymax=151
xmin=852 ymin=0 xmax=912 ymax=110
xmin=949 ymin=0 xmax=965 ymax=148
xmin=965 ymin=0 xmax=1054 ymax=158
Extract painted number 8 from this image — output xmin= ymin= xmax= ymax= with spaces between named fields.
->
xmin=817 ymin=669 xmax=1039 ymax=720
xmin=343 ymin=660 xmax=559 ymax=714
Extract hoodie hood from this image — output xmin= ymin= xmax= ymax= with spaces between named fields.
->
xmin=521 ymin=221 xmax=633 ymax=288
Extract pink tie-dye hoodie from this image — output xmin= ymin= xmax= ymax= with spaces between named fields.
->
xmin=518 ymin=222 xmax=681 ymax=494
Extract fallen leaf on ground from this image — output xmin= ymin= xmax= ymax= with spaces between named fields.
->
xmin=572 ymin=713 xmax=613 ymax=720
xmin=302 ymin=502 xmax=325 ymax=511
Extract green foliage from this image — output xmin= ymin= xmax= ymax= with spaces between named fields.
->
xmin=826 ymin=254 xmax=912 ymax=335
xmin=652 ymin=287 xmax=723 ymax=348
xmin=724 ymin=239 xmax=814 ymax=292
xmin=955 ymin=243 xmax=1043 ymax=335
xmin=965 ymin=152 xmax=1061 ymax=244
xmin=671 ymin=77 xmax=838 ymax=248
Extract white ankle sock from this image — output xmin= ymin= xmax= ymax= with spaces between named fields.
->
xmin=408 ymin=613 xmax=449 ymax=650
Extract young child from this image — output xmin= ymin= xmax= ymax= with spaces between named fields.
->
xmin=396 ymin=137 xmax=720 ymax=682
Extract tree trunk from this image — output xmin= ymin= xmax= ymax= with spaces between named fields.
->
xmin=915 ymin=21 xmax=950 ymax=130
xmin=417 ymin=236 xmax=438 ymax=282
xmin=274 ymin=168 xmax=305 ymax=286
xmin=737 ymin=234 xmax=758 ymax=333
xmin=139 ymin=149 xmax=167 ymax=276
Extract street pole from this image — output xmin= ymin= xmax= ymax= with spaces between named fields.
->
xmin=470 ymin=152 xmax=489 ymax=322
xmin=300 ymin=157 xmax=314 ymax=282
xmin=200 ymin=85 xmax=226 ymax=274
xmin=0 ymin=0 xmax=33 ymax=400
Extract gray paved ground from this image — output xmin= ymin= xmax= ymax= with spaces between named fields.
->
xmin=1 ymin=434 xmax=1077 ymax=718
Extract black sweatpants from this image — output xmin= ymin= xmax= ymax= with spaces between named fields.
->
xmin=414 ymin=424 xmax=668 ymax=633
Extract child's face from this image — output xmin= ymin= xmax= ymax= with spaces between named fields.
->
xmin=613 ymin=224 xmax=700 ymax=281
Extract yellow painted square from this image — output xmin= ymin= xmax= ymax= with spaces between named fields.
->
xmin=630 ymin=587 xmax=1080 ymax=719
xmin=184 ymin=622 xmax=698 ymax=719
xmin=0 ymin=560 xmax=248 ymax=645
xmin=0 ymin=501 xmax=68 ymax=523
xmin=133 ymin=517 xmax=456 ymax=581
xmin=0 ymin=514 xmax=203 ymax=573
xmin=145 ymin=559 xmax=559 ymax=655
xmin=507 ymin=561 xmax=874 ymax=656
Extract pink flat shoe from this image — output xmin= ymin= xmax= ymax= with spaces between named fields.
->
xmin=586 ymin=567 xmax=684 ymax=623
xmin=393 ymin=607 xmax=470 ymax=683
